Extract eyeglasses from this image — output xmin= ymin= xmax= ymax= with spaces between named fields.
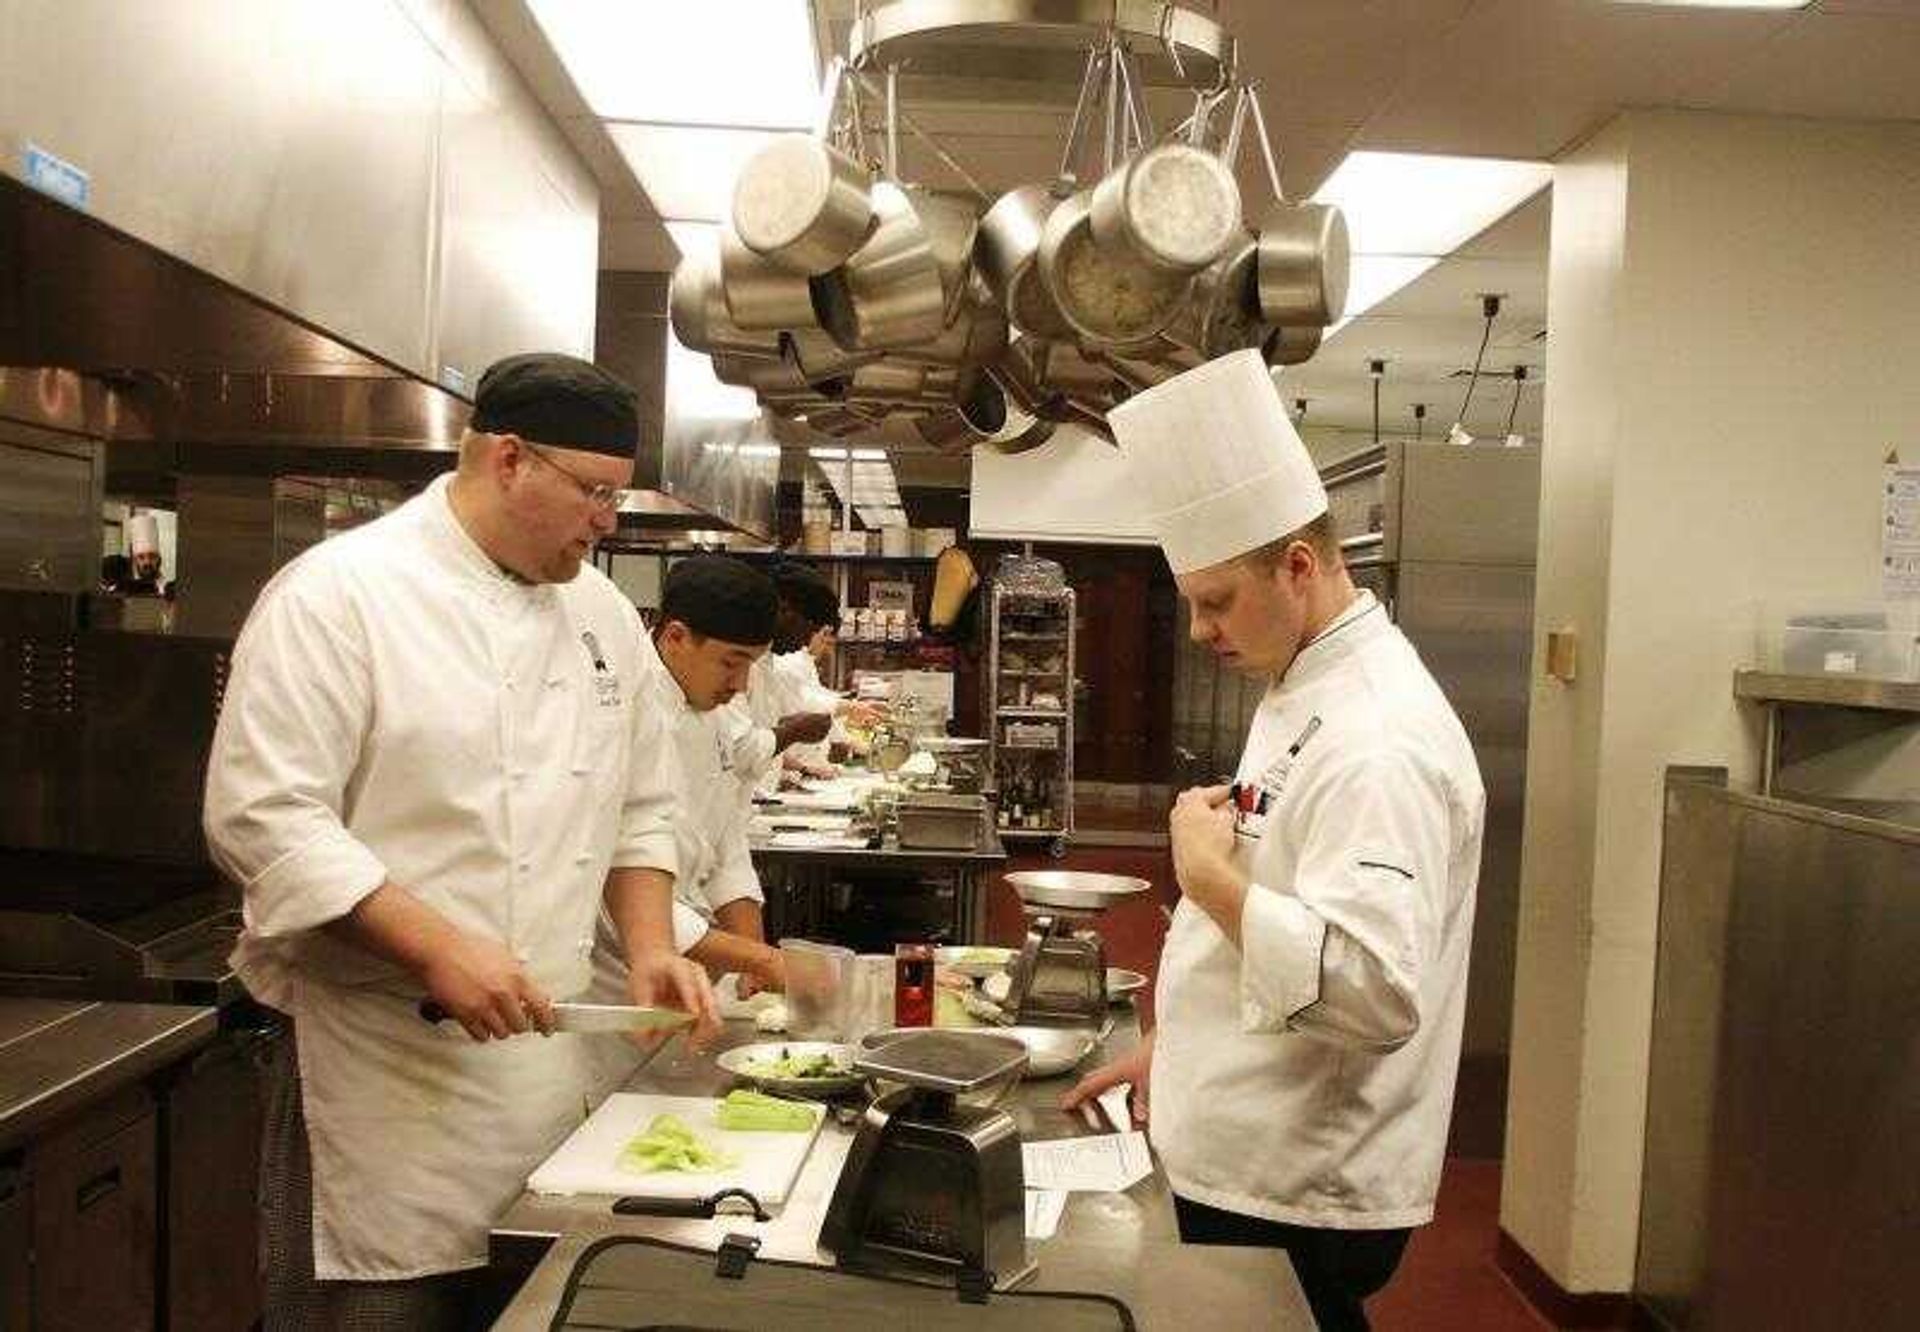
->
xmin=523 ymin=443 xmax=633 ymax=512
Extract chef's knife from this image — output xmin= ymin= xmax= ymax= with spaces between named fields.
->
xmin=416 ymin=999 xmax=695 ymax=1034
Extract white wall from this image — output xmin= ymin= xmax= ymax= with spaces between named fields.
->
xmin=1505 ymin=109 xmax=1920 ymax=1292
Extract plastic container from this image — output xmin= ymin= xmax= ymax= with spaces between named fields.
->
xmin=779 ymin=938 xmax=856 ymax=1039
xmin=1772 ymin=608 xmax=1920 ymax=680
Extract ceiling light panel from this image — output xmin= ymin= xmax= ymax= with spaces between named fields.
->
xmin=1328 ymin=255 xmax=1442 ymax=334
xmin=1609 ymin=2 xmax=1812 ymax=9
xmin=609 ymin=123 xmax=781 ymax=222
xmin=1312 ymin=152 xmax=1552 ymax=258
xmin=528 ymin=0 xmax=819 ymax=128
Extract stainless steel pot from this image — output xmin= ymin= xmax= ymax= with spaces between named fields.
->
xmin=668 ymin=248 xmax=780 ymax=358
xmin=783 ymin=329 xmax=878 ymax=384
xmin=913 ymin=188 xmax=983 ymax=325
xmin=1263 ymin=324 xmax=1323 ymax=367
xmin=732 ymin=134 xmax=875 ymax=276
xmin=1090 ymin=142 xmax=1240 ymax=274
xmin=890 ymin=299 xmax=1009 ymax=369
xmin=1167 ymin=230 xmax=1265 ymax=358
xmin=1255 ymin=202 xmax=1350 ymax=328
xmin=976 ymin=184 xmax=1075 ymax=340
xmin=1038 ymin=188 xmax=1190 ymax=348
xmin=810 ymin=181 xmax=949 ymax=352
xmin=720 ymin=224 xmax=818 ymax=331
xmin=844 ymin=357 xmax=929 ymax=405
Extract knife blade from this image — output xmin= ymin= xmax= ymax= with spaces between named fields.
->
xmin=416 ymin=999 xmax=695 ymax=1034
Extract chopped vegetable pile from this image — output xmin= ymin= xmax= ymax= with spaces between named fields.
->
xmin=616 ymin=1114 xmax=737 ymax=1175
xmin=716 ymin=1090 xmax=817 ymax=1133
xmin=738 ymin=1048 xmax=849 ymax=1081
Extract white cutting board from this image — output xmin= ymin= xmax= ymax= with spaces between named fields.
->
xmin=526 ymin=1094 xmax=822 ymax=1203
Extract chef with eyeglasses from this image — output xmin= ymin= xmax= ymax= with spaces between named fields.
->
xmin=1063 ymin=349 xmax=1485 ymax=1332
xmin=204 ymin=352 xmax=719 ymax=1331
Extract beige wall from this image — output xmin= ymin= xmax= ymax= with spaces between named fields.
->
xmin=1504 ymin=109 xmax=1920 ymax=1291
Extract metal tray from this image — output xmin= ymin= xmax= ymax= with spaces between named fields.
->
xmin=1005 ymin=870 xmax=1151 ymax=912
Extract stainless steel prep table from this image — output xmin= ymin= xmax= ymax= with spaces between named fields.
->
xmin=0 ymin=997 xmax=217 ymax=1151
xmin=488 ymin=1015 xmax=1313 ymax=1329
xmin=749 ymin=830 xmax=1007 ymax=944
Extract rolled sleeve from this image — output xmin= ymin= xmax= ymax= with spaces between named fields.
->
xmin=203 ymin=568 xmax=387 ymax=938
xmin=611 ymin=704 xmax=680 ymax=876
xmin=672 ymin=900 xmax=711 ymax=953
xmin=699 ymin=827 xmax=764 ymax=912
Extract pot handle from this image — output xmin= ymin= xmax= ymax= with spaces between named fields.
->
xmin=1225 ymin=82 xmax=1288 ymax=205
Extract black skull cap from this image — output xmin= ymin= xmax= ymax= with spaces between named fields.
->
xmin=471 ymin=352 xmax=639 ymax=459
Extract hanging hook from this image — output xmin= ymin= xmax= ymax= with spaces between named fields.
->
xmin=1057 ymin=42 xmax=1106 ymax=189
xmin=884 ymin=63 xmax=901 ymax=182
xmin=812 ymin=56 xmax=846 ymax=142
xmin=1243 ymin=80 xmax=1288 ymax=204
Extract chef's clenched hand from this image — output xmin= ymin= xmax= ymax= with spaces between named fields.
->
xmin=627 ymin=951 xmax=722 ymax=1049
xmin=421 ymin=930 xmax=557 ymax=1042
xmin=1060 ymin=1031 xmax=1154 ymax=1126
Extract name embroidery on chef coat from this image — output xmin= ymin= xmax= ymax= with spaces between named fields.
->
xmin=581 ymin=630 xmax=622 ymax=709
xmin=1231 ymin=715 xmax=1322 ymax=842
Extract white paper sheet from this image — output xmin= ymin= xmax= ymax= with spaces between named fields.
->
xmin=1025 ymin=1187 xmax=1069 ymax=1240
xmin=1021 ymin=1131 xmax=1154 ymax=1193
xmin=1096 ymin=1083 xmax=1135 ymax=1132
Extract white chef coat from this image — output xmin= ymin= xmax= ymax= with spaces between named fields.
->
xmin=723 ymin=648 xmax=841 ymax=789
xmin=642 ymin=633 xmax=764 ymax=919
xmin=203 ymin=474 xmax=680 ymax=1280
xmin=1151 ymin=591 xmax=1484 ymax=1230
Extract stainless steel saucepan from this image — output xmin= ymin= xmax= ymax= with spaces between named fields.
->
xmin=810 ymin=181 xmax=949 ymax=352
xmin=1090 ymin=141 xmax=1241 ymax=275
xmin=732 ymin=133 xmax=875 ymax=276
xmin=1255 ymin=202 xmax=1349 ymax=329
xmin=1038 ymin=188 xmax=1191 ymax=348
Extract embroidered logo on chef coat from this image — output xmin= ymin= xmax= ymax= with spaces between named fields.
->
xmin=1232 ymin=715 xmax=1322 ymax=841
xmin=581 ymin=630 xmax=622 ymax=709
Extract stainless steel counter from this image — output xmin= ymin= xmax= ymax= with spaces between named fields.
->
xmin=0 ymin=997 xmax=217 ymax=1150
xmin=489 ymin=1015 xmax=1312 ymax=1329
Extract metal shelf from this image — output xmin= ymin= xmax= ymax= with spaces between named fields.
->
xmin=1734 ymin=670 xmax=1920 ymax=715
xmin=996 ymin=706 xmax=1067 ymax=719
xmin=998 ymin=630 xmax=1067 ymax=642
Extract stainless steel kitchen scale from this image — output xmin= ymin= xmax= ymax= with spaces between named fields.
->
xmin=1001 ymin=872 xmax=1150 ymax=1026
xmin=819 ymin=1028 xmax=1033 ymax=1294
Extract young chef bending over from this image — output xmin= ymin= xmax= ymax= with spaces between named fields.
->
xmin=577 ymin=556 xmax=800 ymax=1101
xmin=1064 ymin=350 xmax=1485 ymax=1332
xmin=204 ymin=353 xmax=719 ymax=1331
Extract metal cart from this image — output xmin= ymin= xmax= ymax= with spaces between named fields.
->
xmin=985 ymin=578 xmax=1076 ymax=857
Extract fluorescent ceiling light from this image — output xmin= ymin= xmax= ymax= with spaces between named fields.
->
xmin=609 ymin=124 xmax=779 ymax=223
xmin=1609 ymin=2 xmax=1810 ymax=9
xmin=737 ymin=443 xmax=782 ymax=460
xmin=1312 ymin=152 xmax=1552 ymax=258
xmin=809 ymin=447 xmax=849 ymax=461
xmin=1328 ymin=255 xmax=1441 ymax=334
xmin=850 ymin=449 xmax=887 ymax=462
xmin=528 ymin=0 xmax=819 ymax=128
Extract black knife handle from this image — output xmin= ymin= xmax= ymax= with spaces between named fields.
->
xmin=418 ymin=1000 xmax=450 ymax=1024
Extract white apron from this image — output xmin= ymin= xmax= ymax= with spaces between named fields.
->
xmin=206 ymin=477 xmax=679 ymax=1278
xmin=1150 ymin=593 xmax=1485 ymax=1230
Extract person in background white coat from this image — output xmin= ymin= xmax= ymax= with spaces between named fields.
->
xmin=204 ymin=353 xmax=719 ymax=1332
xmin=1064 ymin=350 xmax=1485 ymax=1332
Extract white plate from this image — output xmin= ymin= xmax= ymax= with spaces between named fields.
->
xmin=982 ymin=967 xmax=1147 ymax=1004
xmin=713 ymin=1040 xmax=864 ymax=1097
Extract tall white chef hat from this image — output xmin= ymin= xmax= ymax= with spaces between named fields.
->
xmin=1106 ymin=349 xmax=1327 ymax=575
xmin=126 ymin=513 xmax=161 ymax=556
